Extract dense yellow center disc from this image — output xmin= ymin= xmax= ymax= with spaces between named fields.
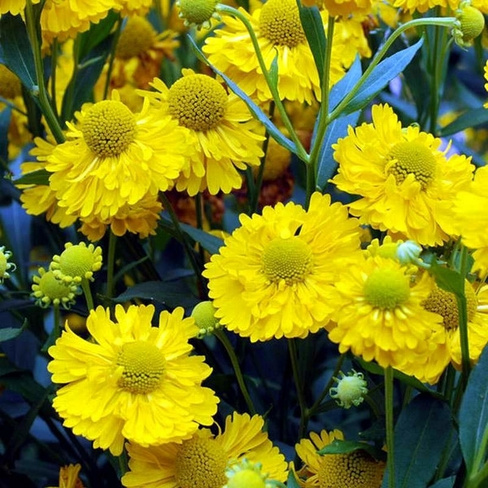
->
xmin=262 ymin=236 xmax=312 ymax=284
xmin=82 ymin=100 xmax=137 ymax=158
xmin=116 ymin=17 xmax=156 ymax=59
xmin=227 ymin=470 xmax=266 ymax=488
xmin=363 ymin=268 xmax=410 ymax=309
xmin=387 ymin=141 xmax=436 ymax=189
xmin=0 ymin=253 xmax=7 ymax=277
xmin=317 ymin=451 xmax=385 ymax=488
xmin=0 ymin=64 xmax=21 ymax=100
xmin=58 ymin=246 xmax=97 ymax=280
xmin=178 ymin=0 xmax=218 ymax=25
xmin=423 ymin=282 xmax=477 ymax=331
xmin=259 ymin=0 xmax=306 ymax=47
xmin=459 ymin=6 xmax=485 ymax=42
xmin=116 ymin=341 xmax=166 ymax=394
xmin=175 ymin=437 xmax=227 ymax=488
xmin=37 ymin=270 xmax=73 ymax=301
xmin=168 ymin=74 xmax=227 ymax=131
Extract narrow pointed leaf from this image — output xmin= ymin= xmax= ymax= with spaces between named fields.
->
xmin=429 ymin=477 xmax=455 ymax=488
xmin=329 ymin=56 xmax=362 ymax=110
xmin=429 ymin=261 xmax=465 ymax=297
xmin=287 ymin=469 xmax=301 ymax=488
xmin=180 ymin=223 xmax=225 ymax=255
xmin=13 ymin=169 xmax=51 ymax=186
xmin=0 ymin=106 xmax=12 ymax=164
xmin=439 ymin=107 xmax=488 ymax=137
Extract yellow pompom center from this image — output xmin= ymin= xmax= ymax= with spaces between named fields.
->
xmin=116 ymin=17 xmax=156 ymax=59
xmin=259 ymin=0 xmax=307 ymax=47
xmin=363 ymin=268 xmax=410 ymax=309
xmin=459 ymin=6 xmax=485 ymax=43
xmin=175 ymin=436 xmax=228 ymax=488
xmin=387 ymin=141 xmax=437 ymax=189
xmin=423 ymin=282 xmax=477 ymax=331
xmin=191 ymin=301 xmax=220 ymax=337
xmin=178 ymin=0 xmax=219 ymax=26
xmin=34 ymin=270 xmax=75 ymax=304
xmin=227 ymin=469 xmax=266 ymax=488
xmin=317 ymin=451 xmax=385 ymax=488
xmin=0 ymin=252 xmax=7 ymax=278
xmin=82 ymin=100 xmax=137 ymax=158
xmin=262 ymin=236 xmax=312 ymax=285
xmin=0 ymin=64 xmax=21 ymax=100
xmin=116 ymin=341 xmax=166 ymax=394
xmin=52 ymin=243 xmax=102 ymax=284
xmin=168 ymin=74 xmax=227 ymax=131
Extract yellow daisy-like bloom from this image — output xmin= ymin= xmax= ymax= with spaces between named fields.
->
xmin=454 ymin=165 xmax=488 ymax=276
xmin=394 ymin=0 xmax=488 ymax=15
xmin=50 ymin=242 xmax=103 ymax=284
xmin=48 ymin=304 xmax=219 ymax=455
xmin=45 ymin=92 xmax=193 ymax=220
xmin=114 ymin=0 xmax=153 ymax=16
xmin=203 ymin=192 xmax=362 ymax=342
xmin=0 ymin=0 xmax=40 ymax=15
xmin=40 ymin=0 xmax=115 ymax=44
xmin=203 ymin=0 xmax=346 ymax=104
xmin=121 ymin=412 xmax=288 ymax=488
xmin=331 ymin=104 xmax=475 ymax=246
xmin=31 ymin=267 xmax=79 ymax=309
xmin=47 ymin=464 xmax=85 ymax=488
xmin=295 ymin=430 xmax=385 ymax=488
xmin=142 ymin=70 xmax=264 ymax=195
xmin=328 ymin=255 xmax=443 ymax=371
xmin=322 ymin=0 xmax=374 ymax=18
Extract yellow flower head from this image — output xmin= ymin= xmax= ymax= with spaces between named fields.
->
xmin=121 ymin=412 xmax=288 ymax=487
xmin=141 ymin=70 xmax=264 ymax=195
xmin=47 ymin=463 xmax=85 ymax=488
xmin=45 ymin=92 xmax=193 ymax=220
xmin=322 ymin=0 xmax=374 ymax=18
xmin=0 ymin=0 xmax=40 ymax=15
xmin=295 ymin=429 xmax=385 ymax=488
xmin=114 ymin=0 xmax=153 ymax=16
xmin=328 ymin=255 xmax=443 ymax=371
xmin=31 ymin=267 xmax=79 ymax=309
xmin=50 ymin=242 xmax=103 ymax=284
xmin=331 ymin=104 xmax=475 ymax=246
xmin=225 ymin=459 xmax=273 ymax=488
xmin=453 ymin=3 xmax=485 ymax=48
xmin=329 ymin=370 xmax=368 ymax=409
xmin=0 ymin=246 xmax=16 ymax=284
xmin=48 ymin=304 xmax=219 ymax=455
xmin=177 ymin=0 xmax=219 ymax=28
xmin=191 ymin=300 xmax=222 ymax=338
xmin=203 ymin=192 xmax=362 ymax=342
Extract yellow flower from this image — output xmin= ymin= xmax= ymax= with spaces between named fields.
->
xmin=121 ymin=412 xmax=288 ymax=488
xmin=141 ymin=70 xmax=264 ymax=195
xmin=31 ymin=267 xmax=79 ymax=309
xmin=48 ymin=304 xmax=219 ymax=455
xmin=47 ymin=464 xmax=85 ymax=488
xmin=331 ymin=104 xmax=474 ymax=246
xmin=0 ymin=0 xmax=40 ymax=15
xmin=295 ymin=430 xmax=385 ymax=488
xmin=114 ymin=0 xmax=153 ymax=16
xmin=177 ymin=0 xmax=219 ymax=28
xmin=454 ymin=165 xmax=488 ymax=276
xmin=202 ymin=0 xmax=345 ymax=104
xmin=203 ymin=192 xmax=362 ymax=342
xmin=328 ymin=255 xmax=443 ymax=371
xmin=45 ymin=92 xmax=193 ymax=220
xmin=322 ymin=0 xmax=374 ymax=18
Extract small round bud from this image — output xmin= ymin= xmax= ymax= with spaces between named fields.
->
xmin=329 ymin=370 xmax=368 ymax=409
xmin=177 ymin=0 xmax=219 ymax=29
xmin=454 ymin=3 xmax=485 ymax=48
xmin=396 ymin=240 xmax=422 ymax=266
xmin=191 ymin=300 xmax=221 ymax=338
xmin=0 ymin=246 xmax=16 ymax=284
xmin=224 ymin=459 xmax=271 ymax=488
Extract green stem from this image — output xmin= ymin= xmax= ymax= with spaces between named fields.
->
xmin=466 ymin=426 xmax=488 ymax=487
xmin=215 ymin=330 xmax=256 ymax=415
xmin=217 ymin=4 xmax=309 ymax=164
xmin=81 ymin=278 xmax=95 ymax=311
xmin=289 ymin=339 xmax=308 ymax=440
xmin=103 ymin=15 xmax=123 ymax=100
xmin=24 ymin=0 xmax=65 ymax=143
xmin=457 ymin=244 xmax=471 ymax=384
xmin=50 ymin=38 xmax=59 ymax=119
xmin=53 ymin=303 xmax=61 ymax=339
xmin=308 ymin=16 xmax=335 ymax=202
xmin=106 ymin=230 xmax=117 ymax=300
xmin=328 ymin=17 xmax=457 ymax=125
xmin=385 ymin=366 xmax=396 ymax=488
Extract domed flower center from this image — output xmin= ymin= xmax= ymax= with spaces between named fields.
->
xmin=0 ymin=64 xmax=22 ymax=100
xmin=175 ymin=436 xmax=228 ymax=488
xmin=116 ymin=341 xmax=166 ymax=394
xmin=423 ymin=282 xmax=477 ymax=331
xmin=262 ymin=236 xmax=312 ymax=285
xmin=52 ymin=243 xmax=102 ymax=284
xmin=0 ymin=253 xmax=8 ymax=278
xmin=317 ymin=450 xmax=385 ymax=488
xmin=227 ymin=469 xmax=266 ymax=488
xmin=168 ymin=74 xmax=227 ymax=131
xmin=116 ymin=16 xmax=156 ymax=59
xmin=82 ymin=100 xmax=137 ymax=158
xmin=363 ymin=268 xmax=410 ymax=309
xmin=37 ymin=270 xmax=75 ymax=302
xmin=178 ymin=0 xmax=219 ymax=27
xmin=387 ymin=141 xmax=436 ymax=189
xmin=259 ymin=0 xmax=307 ymax=47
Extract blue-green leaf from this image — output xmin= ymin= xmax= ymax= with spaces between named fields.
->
xmin=344 ymin=38 xmax=424 ymax=115
xmin=0 ymin=13 xmax=37 ymax=91
xmin=298 ymin=4 xmax=326 ymax=87
xmin=429 ymin=477 xmax=455 ymax=488
xmin=0 ymin=323 xmax=26 ymax=342
xmin=381 ymin=394 xmax=452 ymax=488
xmin=180 ymin=223 xmax=225 ymax=256
xmin=439 ymin=107 xmax=488 ymax=137
xmin=459 ymin=346 xmax=488 ymax=477
xmin=287 ymin=469 xmax=301 ymax=488
xmin=187 ymin=36 xmax=297 ymax=154
xmin=429 ymin=261 xmax=465 ymax=297
xmin=329 ymin=56 xmax=362 ymax=110
xmin=0 ymin=106 xmax=12 ymax=164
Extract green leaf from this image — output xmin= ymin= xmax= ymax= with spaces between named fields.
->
xmin=268 ymin=54 xmax=279 ymax=90
xmin=381 ymin=394 xmax=453 ymax=488
xmin=0 ymin=14 xmax=37 ymax=91
xmin=0 ymin=321 xmax=26 ymax=342
xmin=344 ymin=38 xmax=424 ymax=115
xmin=429 ymin=477 xmax=455 ymax=488
xmin=298 ymin=4 xmax=326 ymax=87
xmin=180 ymin=223 xmax=225 ymax=255
xmin=429 ymin=260 xmax=465 ymax=297
xmin=12 ymin=168 xmax=51 ymax=186
xmin=329 ymin=56 xmax=362 ymax=110
xmin=459 ymin=346 xmax=488 ymax=477
xmin=77 ymin=10 xmax=119 ymax=60
xmin=0 ymin=106 xmax=12 ymax=164
xmin=287 ymin=469 xmax=301 ymax=488
xmin=439 ymin=107 xmax=488 ymax=137
xmin=113 ymin=280 xmax=199 ymax=309
xmin=318 ymin=439 xmax=387 ymax=461
xmin=187 ymin=36 xmax=298 ymax=155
